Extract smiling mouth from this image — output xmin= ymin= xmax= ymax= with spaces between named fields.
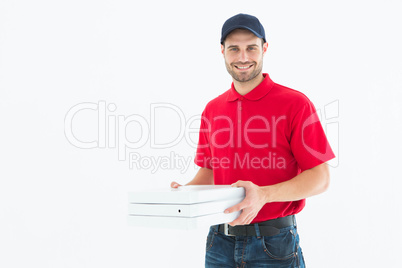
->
xmin=234 ymin=64 xmax=253 ymax=70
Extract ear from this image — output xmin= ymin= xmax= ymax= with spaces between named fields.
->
xmin=221 ymin=44 xmax=225 ymax=55
xmin=262 ymin=42 xmax=268 ymax=55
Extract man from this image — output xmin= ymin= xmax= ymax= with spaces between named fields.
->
xmin=171 ymin=13 xmax=335 ymax=267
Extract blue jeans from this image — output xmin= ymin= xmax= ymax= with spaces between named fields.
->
xmin=205 ymin=222 xmax=305 ymax=268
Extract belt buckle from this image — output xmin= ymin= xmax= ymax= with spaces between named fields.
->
xmin=224 ymin=223 xmax=235 ymax=236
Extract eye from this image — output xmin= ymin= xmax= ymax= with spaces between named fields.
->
xmin=230 ymin=48 xmax=239 ymax=52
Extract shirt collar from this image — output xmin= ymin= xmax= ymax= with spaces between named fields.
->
xmin=226 ymin=73 xmax=274 ymax=102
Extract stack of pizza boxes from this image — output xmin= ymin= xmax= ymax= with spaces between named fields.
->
xmin=128 ymin=185 xmax=245 ymax=230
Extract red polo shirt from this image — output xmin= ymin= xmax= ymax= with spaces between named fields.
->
xmin=194 ymin=73 xmax=335 ymax=223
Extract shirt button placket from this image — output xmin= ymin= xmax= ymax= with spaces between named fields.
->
xmin=239 ymin=102 xmax=242 ymax=122
xmin=236 ymin=99 xmax=243 ymax=147
xmin=238 ymin=98 xmax=243 ymax=123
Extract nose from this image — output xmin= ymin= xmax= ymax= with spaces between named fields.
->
xmin=238 ymin=49 xmax=249 ymax=62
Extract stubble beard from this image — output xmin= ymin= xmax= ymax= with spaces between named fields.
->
xmin=225 ymin=60 xmax=263 ymax=83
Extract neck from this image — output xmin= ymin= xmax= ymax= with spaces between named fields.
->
xmin=233 ymin=73 xmax=264 ymax=96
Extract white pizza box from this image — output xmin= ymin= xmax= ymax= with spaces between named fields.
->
xmin=127 ymin=211 xmax=241 ymax=230
xmin=127 ymin=185 xmax=245 ymax=230
xmin=128 ymin=197 xmax=244 ymax=217
xmin=128 ymin=185 xmax=245 ymax=204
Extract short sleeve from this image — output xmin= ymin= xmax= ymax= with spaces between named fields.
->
xmin=290 ymin=101 xmax=335 ymax=171
xmin=194 ymin=110 xmax=212 ymax=169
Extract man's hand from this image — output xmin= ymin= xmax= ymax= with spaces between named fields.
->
xmin=224 ymin=180 xmax=268 ymax=226
xmin=170 ymin=167 xmax=214 ymax=189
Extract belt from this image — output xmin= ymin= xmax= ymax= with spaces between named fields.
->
xmin=217 ymin=215 xmax=295 ymax=237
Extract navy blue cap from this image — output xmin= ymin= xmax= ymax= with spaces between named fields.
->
xmin=221 ymin=13 xmax=266 ymax=44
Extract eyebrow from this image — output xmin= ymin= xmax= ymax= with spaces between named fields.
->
xmin=227 ymin=44 xmax=259 ymax=49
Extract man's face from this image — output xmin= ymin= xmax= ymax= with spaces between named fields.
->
xmin=221 ymin=29 xmax=268 ymax=83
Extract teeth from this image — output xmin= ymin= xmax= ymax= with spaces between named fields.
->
xmin=236 ymin=65 xmax=252 ymax=69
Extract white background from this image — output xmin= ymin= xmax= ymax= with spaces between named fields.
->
xmin=1 ymin=0 xmax=401 ymax=267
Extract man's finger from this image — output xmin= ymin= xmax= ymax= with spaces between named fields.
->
xmin=224 ymin=199 xmax=247 ymax=214
xmin=229 ymin=210 xmax=249 ymax=226
xmin=224 ymin=204 xmax=239 ymax=214
xmin=170 ymin=181 xmax=181 ymax=188
xmin=243 ymin=214 xmax=254 ymax=225
xmin=233 ymin=180 xmax=252 ymax=188
xmin=231 ymin=180 xmax=245 ymax=188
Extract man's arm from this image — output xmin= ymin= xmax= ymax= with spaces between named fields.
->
xmin=171 ymin=167 xmax=214 ymax=188
xmin=225 ymin=162 xmax=330 ymax=226
xmin=262 ymin=162 xmax=330 ymax=203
